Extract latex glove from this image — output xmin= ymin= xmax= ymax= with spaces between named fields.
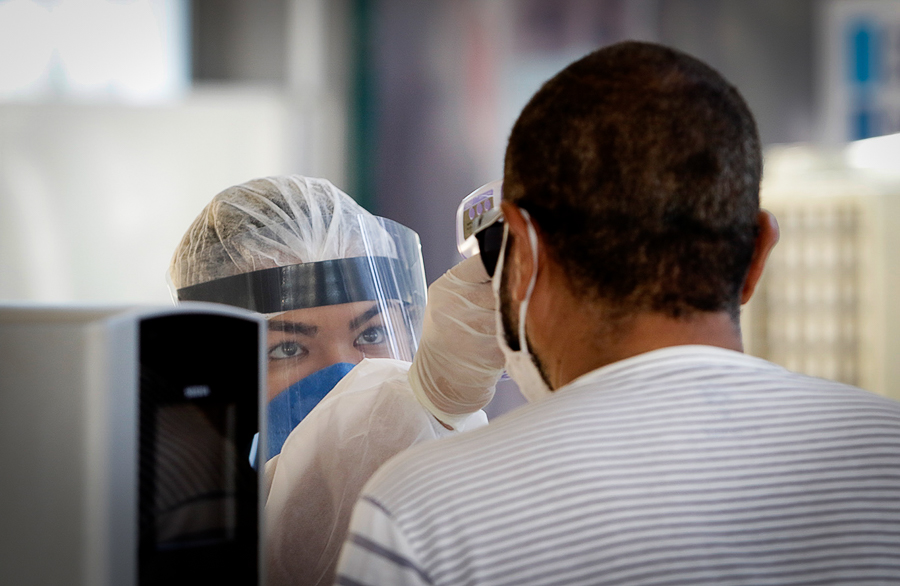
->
xmin=409 ymin=255 xmax=505 ymax=429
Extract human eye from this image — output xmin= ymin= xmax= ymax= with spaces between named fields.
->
xmin=268 ymin=340 xmax=309 ymax=361
xmin=355 ymin=325 xmax=387 ymax=347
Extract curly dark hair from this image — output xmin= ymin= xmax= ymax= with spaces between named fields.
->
xmin=504 ymin=41 xmax=762 ymax=320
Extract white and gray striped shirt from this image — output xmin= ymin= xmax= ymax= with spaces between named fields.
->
xmin=335 ymin=345 xmax=900 ymax=586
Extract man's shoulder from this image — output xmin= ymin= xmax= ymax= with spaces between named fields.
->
xmin=360 ymin=397 xmax=547 ymax=506
xmin=571 ymin=344 xmax=899 ymax=406
xmin=362 ymin=347 xmax=900 ymax=510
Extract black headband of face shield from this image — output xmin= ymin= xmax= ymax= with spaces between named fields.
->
xmin=176 ymin=256 xmax=406 ymax=313
xmin=475 ymin=218 xmax=504 ymax=277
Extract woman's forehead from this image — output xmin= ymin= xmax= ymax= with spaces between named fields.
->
xmin=268 ymin=301 xmax=383 ymax=327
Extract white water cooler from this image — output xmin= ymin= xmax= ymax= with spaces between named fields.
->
xmin=0 ymin=303 xmax=266 ymax=585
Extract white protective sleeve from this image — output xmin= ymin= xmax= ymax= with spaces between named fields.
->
xmin=263 ymin=358 xmax=487 ymax=586
xmin=408 ymin=255 xmax=506 ymax=429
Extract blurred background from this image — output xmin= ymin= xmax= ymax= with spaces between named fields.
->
xmin=1 ymin=0 xmax=899 ymax=404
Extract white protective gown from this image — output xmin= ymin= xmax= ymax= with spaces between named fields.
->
xmin=264 ymin=256 xmax=504 ymax=586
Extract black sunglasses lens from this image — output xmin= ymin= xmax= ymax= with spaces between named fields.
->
xmin=475 ymin=221 xmax=504 ymax=277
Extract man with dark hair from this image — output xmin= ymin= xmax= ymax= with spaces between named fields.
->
xmin=334 ymin=41 xmax=900 ymax=585
xmin=504 ymin=40 xmax=762 ymax=323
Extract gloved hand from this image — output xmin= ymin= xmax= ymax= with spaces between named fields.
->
xmin=408 ymin=255 xmax=505 ymax=429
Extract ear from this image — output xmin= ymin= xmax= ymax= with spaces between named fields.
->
xmin=741 ymin=209 xmax=780 ymax=304
xmin=500 ymin=201 xmax=538 ymax=302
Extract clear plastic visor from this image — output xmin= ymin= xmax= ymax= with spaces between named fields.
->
xmin=173 ymin=216 xmax=427 ymax=460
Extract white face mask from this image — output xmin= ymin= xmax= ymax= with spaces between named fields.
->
xmin=491 ymin=208 xmax=553 ymax=402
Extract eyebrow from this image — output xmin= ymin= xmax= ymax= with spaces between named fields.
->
xmin=349 ymin=304 xmax=382 ymax=331
xmin=268 ymin=320 xmax=317 ymax=336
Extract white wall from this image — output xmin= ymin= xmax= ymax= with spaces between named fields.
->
xmin=0 ymin=89 xmax=290 ymax=303
xmin=0 ymin=0 xmax=354 ymax=305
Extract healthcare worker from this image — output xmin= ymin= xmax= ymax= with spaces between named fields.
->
xmin=168 ymin=175 xmax=504 ymax=585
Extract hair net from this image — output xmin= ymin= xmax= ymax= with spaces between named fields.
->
xmin=169 ymin=176 xmax=398 ymax=289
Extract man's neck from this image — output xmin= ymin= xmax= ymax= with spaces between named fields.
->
xmin=530 ymin=288 xmax=743 ymax=390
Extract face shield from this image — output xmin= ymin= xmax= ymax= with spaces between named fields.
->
xmin=169 ymin=176 xmax=427 ymax=461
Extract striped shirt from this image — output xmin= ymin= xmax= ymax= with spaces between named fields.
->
xmin=335 ymin=345 xmax=900 ymax=586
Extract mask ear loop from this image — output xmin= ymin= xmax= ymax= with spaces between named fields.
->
xmin=518 ymin=209 xmax=540 ymax=354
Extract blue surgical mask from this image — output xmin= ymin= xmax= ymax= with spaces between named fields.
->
xmin=265 ymin=362 xmax=356 ymax=460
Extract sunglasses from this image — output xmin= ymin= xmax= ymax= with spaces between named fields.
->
xmin=455 ymin=180 xmax=505 ymax=277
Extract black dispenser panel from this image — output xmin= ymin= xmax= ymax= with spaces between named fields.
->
xmin=138 ymin=313 xmax=259 ymax=585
